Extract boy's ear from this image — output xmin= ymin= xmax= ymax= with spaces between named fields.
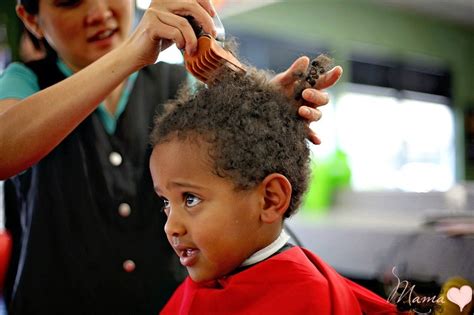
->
xmin=259 ymin=173 xmax=292 ymax=224
xmin=16 ymin=5 xmax=44 ymax=39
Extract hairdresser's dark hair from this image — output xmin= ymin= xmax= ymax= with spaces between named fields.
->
xmin=151 ymin=68 xmax=311 ymax=218
xmin=17 ymin=0 xmax=57 ymax=58
xmin=18 ymin=0 xmax=39 ymax=14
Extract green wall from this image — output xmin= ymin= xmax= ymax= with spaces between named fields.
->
xmin=0 ymin=0 xmax=21 ymax=62
xmin=225 ymin=0 xmax=474 ymax=179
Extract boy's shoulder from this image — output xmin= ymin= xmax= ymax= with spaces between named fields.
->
xmin=162 ymin=247 xmax=397 ymax=314
xmin=163 ymin=247 xmax=332 ymax=314
xmin=251 ymin=246 xmax=331 ymax=285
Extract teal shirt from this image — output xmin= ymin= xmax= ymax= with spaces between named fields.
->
xmin=0 ymin=60 xmax=138 ymax=135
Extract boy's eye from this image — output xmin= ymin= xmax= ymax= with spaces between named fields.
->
xmin=161 ymin=198 xmax=170 ymax=215
xmin=185 ymin=194 xmax=201 ymax=208
xmin=54 ymin=0 xmax=82 ymax=8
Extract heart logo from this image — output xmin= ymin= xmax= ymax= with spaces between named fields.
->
xmin=447 ymin=285 xmax=473 ymax=312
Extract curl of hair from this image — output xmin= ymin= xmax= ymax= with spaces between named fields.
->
xmin=151 ymin=68 xmax=311 ymax=218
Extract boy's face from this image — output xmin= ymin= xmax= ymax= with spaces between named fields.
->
xmin=150 ymin=137 xmax=265 ymax=283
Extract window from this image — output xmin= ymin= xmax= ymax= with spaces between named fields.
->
xmin=331 ymin=84 xmax=455 ymax=192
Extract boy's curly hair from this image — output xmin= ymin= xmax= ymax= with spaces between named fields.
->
xmin=150 ymin=68 xmax=310 ymax=218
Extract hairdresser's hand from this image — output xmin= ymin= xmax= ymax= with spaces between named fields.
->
xmin=125 ymin=0 xmax=217 ymax=69
xmin=271 ymin=56 xmax=343 ymax=144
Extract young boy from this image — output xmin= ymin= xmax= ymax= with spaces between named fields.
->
xmin=149 ymin=67 xmax=399 ymax=314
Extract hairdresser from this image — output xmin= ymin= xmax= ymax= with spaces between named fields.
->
xmin=0 ymin=0 xmax=342 ymax=314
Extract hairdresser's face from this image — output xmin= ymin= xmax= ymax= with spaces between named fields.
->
xmin=150 ymin=138 xmax=264 ymax=283
xmin=35 ymin=0 xmax=133 ymax=71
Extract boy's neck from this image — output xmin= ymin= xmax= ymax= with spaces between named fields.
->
xmin=240 ymin=229 xmax=290 ymax=267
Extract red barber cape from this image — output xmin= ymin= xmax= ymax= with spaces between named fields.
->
xmin=161 ymin=246 xmax=399 ymax=315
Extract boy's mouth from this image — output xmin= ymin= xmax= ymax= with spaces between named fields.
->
xmin=177 ymin=247 xmax=200 ymax=267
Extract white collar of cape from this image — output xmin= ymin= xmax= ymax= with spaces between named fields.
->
xmin=240 ymin=229 xmax=290 ymax=267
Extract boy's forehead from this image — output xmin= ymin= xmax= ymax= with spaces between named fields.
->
xmin=153 ymin=135 xmax=213 ymax=167
xmin=150 ymin=136 xmax=241 ymax=192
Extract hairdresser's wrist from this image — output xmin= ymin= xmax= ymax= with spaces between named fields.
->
xmin=107 ymin=39 xmax=148 ymax=75
xmin=88 ymin=44 xmax=142 ymax=86
xmin=120 ymin=17 xmax=165 ymax=72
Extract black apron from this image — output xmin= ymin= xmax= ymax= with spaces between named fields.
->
xmin=4 ymin=56 xmax=187 ymax=315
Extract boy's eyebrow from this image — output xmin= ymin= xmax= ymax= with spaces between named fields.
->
xmin=169 ymin=181 xmax=204 ymax=190
xmin=154 ymin=181 xmax=204 ymax=194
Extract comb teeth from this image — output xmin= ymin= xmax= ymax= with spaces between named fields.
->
xmin=184 ymin=35 xmax=245 ymax=85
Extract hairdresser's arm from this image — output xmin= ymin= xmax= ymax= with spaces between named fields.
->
xmin=0 ymin=49 xmax=146 ymax=180
xmin=0 ymin=0 xmax=215 ymax=180
xmin=271 ymin=56 xmax=343 ymax=144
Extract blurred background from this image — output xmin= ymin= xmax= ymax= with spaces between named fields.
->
xmin=1 ymin=0 xmax=473 ymax=312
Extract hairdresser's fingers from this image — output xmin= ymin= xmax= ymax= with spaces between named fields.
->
xmin=197 ymin=0 xmax=216 ymax=17
xmin=299 ymin=106 xmax=322 ymax=122
xmin=162 ymin=0 xmax=216 ymax=37
xmin=301 ymin=89 xmax=329 ymax=109
xmin=127 ymin=8 xmax=191 ymax=66
xmin=142 ymin=9 xmax=187 ymax=50
xmin=153 ymin=10 xmax=196 ymax=54
xmin=299 ymin=106 xmax=323 ymax=145
xmin=315 ymin=65 xmax=343 ymax=90
xmin=272 ymin=56 xmax=310 ymax=87
xmin=299 ymin=107 xmax=322 ymax=145
xmin=308 ymin=129 xmax=322 ymax=145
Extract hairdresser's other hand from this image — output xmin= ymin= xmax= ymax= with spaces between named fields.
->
xmin=125 ymin=0 xmax=217 ymax=69
xmin=271 ymin=56 xmax=343 ymax=144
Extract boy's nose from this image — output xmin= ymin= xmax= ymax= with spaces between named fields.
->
xmin=164 ymin=209 xmax=187 ymax=239
xmin=86 ymin=0 xmax=113 ymax=25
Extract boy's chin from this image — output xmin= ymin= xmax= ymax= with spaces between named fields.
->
xmin=188 ymin=269 xmax=215 ymax=284
xmin=187 ymin=268 xmax=230 ymax=284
